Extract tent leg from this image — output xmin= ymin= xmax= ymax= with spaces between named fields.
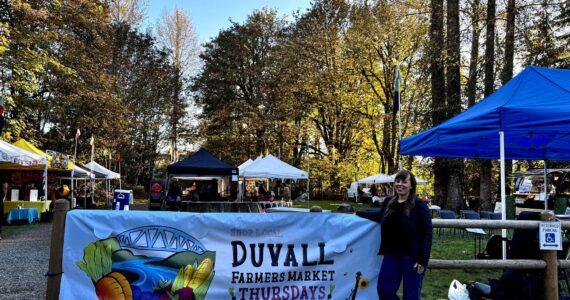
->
xmin=539 ymin=159 xmax=548 ymax=210
xmin=500 ymin=131 xmax=507 ymax=260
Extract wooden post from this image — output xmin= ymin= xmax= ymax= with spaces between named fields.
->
xmin=46 ymin=199 xmax=70 ymax=300
xmin=541 ymin=210 xmax=559 ymax=300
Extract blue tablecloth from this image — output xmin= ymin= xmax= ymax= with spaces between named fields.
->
xmin=6 ymin=208 xmax=39 ymax=224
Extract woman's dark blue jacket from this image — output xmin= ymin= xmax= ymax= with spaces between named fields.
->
xmin=356 ymin=197 xmax=432 ymax=266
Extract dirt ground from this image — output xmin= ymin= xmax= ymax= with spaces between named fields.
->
xmin=0 ymin=221 xmax=51 ymax=300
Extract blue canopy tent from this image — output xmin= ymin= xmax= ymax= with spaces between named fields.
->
xmin=401 ymin=66 xmax=570 ymax=160
xmin=167 ymin=148 xmax=238 ymax=198
xmin=400 ymin=66 xmax=570 ymax=258
xmin=167 ymin=148 xmax=238 ymax=176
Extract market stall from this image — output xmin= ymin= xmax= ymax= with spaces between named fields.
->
xmin=239 ymin=154 xmax=308 ymax=202
xmin=0 ymin=139 xmax=48 ymax=219
xmin=83 ymin=161 xmax=121 ymax=206
xmin=12 ymin=139 xmax=74 ymax=206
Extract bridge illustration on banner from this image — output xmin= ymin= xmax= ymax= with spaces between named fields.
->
xmin=116 ymin=226 xmax=207 ymax=253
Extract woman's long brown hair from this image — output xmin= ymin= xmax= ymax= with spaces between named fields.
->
xmin=383 ymin=170 xmax=417 ymax=219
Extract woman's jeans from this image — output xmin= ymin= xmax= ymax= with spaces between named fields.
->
xmin=378 ymin=254 xmax=425 ymax=300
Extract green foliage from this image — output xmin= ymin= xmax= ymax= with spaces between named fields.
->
xmin=109 ymin=22 xmax=176 ymax=186
xmin=193 ymin=0 xmax=433 ymax=191
xmin=0 ymin=1 xmax=181 ymax=189
xmin=192 ymin=8 xmax=294 ymax=164
xmin=0 ymin=22 xmax=8 ymax=55
xmin=3 ymin=0 xmax=569 ymax=200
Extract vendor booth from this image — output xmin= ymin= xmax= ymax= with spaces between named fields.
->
xmin=239 ymin=154 xmax=309 ymax=202
xmin=167 ymin=148 xmax=238 ymax=198
xmin=12 ymin=139 xmax=78 ymax=207
xmin=13 ymin=139 xmax=71 ymax=169
xmin=83 ymin=161 xmax=121 ymax=206
xmin=166 ymin=148 xmax=239 ymax=210
xmin=240 ymin=154 xmax=308 ymax=179
xmin=399 ymin=66 xmax=570 ymax=259
xmin=0 ymin=139 xmax=50 ymax=221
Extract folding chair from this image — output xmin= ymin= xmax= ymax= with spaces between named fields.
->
xmin=461 ymin=210 xmax=480 ymax=219
xmin=437 ymin=210 xmax=457 ymax=236
xmin=489 ymin=212 xmax=502 ymax=235
xmin=480 ymin=211 xmax=492 ymax=219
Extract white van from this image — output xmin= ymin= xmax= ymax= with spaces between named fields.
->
xmin=346 ymin=182 xmax=372 ymax=202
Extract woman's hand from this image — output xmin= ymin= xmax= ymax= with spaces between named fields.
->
xmin=414 ymin=263 xmax=425 ymax=274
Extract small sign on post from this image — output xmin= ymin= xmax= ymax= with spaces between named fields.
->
xmin=539 ymin=221 xmax=562 ymax=250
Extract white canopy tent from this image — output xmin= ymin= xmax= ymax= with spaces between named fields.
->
xmin=356 ymin=173 xmax=393 ymax=184
xmin=57 ymin=164 xmax=98 ymax=179
xmin=239 ymin=155 xmax=309 ymax=201
xmin=83 ymin=161 xmax=120 ymax=179
xmin=387 ymin=173 xmax=428 ymax=185
xmin=238 ymin=159 xmax=253 ymax=173
xmin=56 ymin=164 xmax=105 ymax=208
xmin=240 ymin=155 xmax=308 ymax=179
xmin=0 ymin=139 xmax=48 ymax=205
xmin=83 ymin=161 xmax=121 ymax=205
xmin=237 ymin=157 xmax=263 ymax=200
xmin=238 ymin=156 xmax=263 ymax=176
xmin=355 ymin=173 xmax=427 ymax=185
xmin=0 ymin=139 xmax=45 ymax=166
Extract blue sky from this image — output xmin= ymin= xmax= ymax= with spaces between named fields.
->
xmin=145 ymin=0 xmax=312 ymax=43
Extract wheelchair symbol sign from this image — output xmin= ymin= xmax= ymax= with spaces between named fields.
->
xmin=539 ymin=222 xmax=562 ymax=250
xmin=545 ymin=233 xmax=555 ymax=243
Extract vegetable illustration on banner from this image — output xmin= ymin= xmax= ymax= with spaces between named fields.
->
xmin=75 ymin=226 xmax=215 ymax=300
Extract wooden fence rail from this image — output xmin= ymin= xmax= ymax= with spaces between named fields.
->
xmin=432 ymin=218 xmax=570 ymax=229
xmin=430 ymin=212 xmax=568 ymax=300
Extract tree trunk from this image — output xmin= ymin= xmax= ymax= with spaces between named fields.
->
xmin=501 ymin=0 xmax=516 ymax=86
xmin=430 ymin=0 xmax=447 ymax=205
xmin=480 ymin=0 xmax=496 ymax=211
xmin=483 ymin=0 xmax=496 ymax=98
xmin=467 ymin=0 xmax=484 ymax=208
xmin=446 ymin=0 xmax=464 ymax=210
xmin=501 ymin=0 xmax=516 ymax=195
xmin=434 ymin=158 xmax=449 ymax=207
xmin=448 ymin=159 xmax=464 ymax=211
xmin=466 ymin=0 xmax=481 ymax=108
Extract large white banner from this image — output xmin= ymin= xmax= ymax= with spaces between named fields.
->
xmin=60 ymin=211 xmax=381 ymax=300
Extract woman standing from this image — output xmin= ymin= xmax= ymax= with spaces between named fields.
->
xmin=357 ymin=170 xmax=432 ymax=299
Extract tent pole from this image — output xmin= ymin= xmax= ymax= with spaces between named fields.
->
xmin=44 ymin=154 xmax=48 ymax=207
xmin=500 ymin=131 xmax=507 ymax=260
xmin=118 ymin=160 xmax=122 ymax=189
xmin=71 ymin=136 xmax=78 ymax=208
xmin=539 ymin=159 xmax=548 ymax=210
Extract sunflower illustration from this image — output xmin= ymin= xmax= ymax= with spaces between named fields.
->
xmin=358 ymin=277 xmax=369 ymax=290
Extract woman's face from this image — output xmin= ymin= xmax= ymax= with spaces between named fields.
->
xmin=395 ymin=175 xmax=411 ymax=199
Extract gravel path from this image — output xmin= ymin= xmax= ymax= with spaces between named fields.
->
xmin=0 ymin=222 xmax=51 ymax=300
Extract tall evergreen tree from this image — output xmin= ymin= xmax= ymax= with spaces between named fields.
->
xmin=430 ymin=0 xmax=448 ymax=206
xmin=192 ymin=9 xmax=290 ymax=164
xmin=466 ymin=0 xmax=481 ymax=108
xmin=445 ymin=0 xmax=464 ymax=211
xmin=479 ymin=0 xmax=496 ymax=211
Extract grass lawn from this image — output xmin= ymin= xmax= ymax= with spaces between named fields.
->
xmin=293 ymin=199 xmax=502 ymax=299
xmin=424 ymin=235 xmax=501 ymax=299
